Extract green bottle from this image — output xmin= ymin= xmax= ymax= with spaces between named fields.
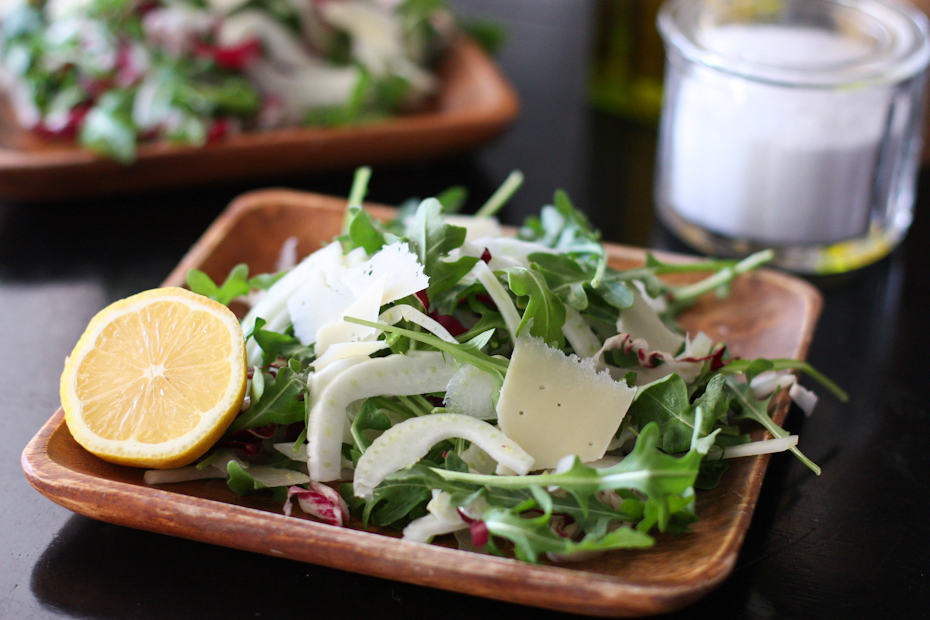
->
xmin=589 ymin=0 xmax=665 ymax=124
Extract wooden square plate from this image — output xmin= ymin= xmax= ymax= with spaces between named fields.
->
xmin=22 ymin=189 xmax=823 ymax=616
xmin=0 ymin=38 xmax=517 ymax=201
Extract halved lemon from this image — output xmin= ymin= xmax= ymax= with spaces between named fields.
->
xmin=60 ymin=287 xmax=247 ymax=469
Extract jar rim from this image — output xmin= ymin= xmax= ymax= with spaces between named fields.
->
xmin=658 ymin=0 xmax=930 ymax=87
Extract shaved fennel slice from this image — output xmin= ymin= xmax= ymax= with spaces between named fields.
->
xmin=562 ymin=306 xmax=601 ymax=358
xmin=308 ymin=352 xmax=459 ymax=481
xmin=471 ymin=260 xmax=521 ymax=340
xmin=617 ymin=290 xmax=684 ymax=355
xmin=722 ymin=435 xmax=799 ymax=459
xmin=402 ymin=491 xmax=467 ymax=543
xmin=460 ymin=442 xmax=497 ymax=474
xmin=144 ymin=450 xmax=309 ymax=487
xmin=637 ymin=331 xmax=715 ymax=385
xmin=220 ymin=10 xmax=316 ymax=67
xmin=143 ymin=466 xmax=226 ymax=484
xmin=378 ymin=305 xmax=457 ymax=343
xmin=275 ymin=236 xmax=299 ymax=271
xmin=312 ymin=341 xmax=388 ymax=371
xmin=353 ymin=413 xmax=534 ymax=499
xmin=789 ymin=383 xmax=819 ymax=416
xmin=443 ymin=364 xmax=498 ymax=419
xmin=144 ymin=448 xmax=243 ymax=484
xmin=751 ymin=371 xmax=819 ymax=416
xmin=403 ymin=513 xmax=465 ymax=543
xmin=247 ymin=466 xmax=311 ymax=487
xmin=750 ymin=370 xmax=797 ymax=399
xmin=599 ymin=330 xmax=715 ymax=385
xmin=274 ymin=441 xmax=309 ymax=462
xmin=308 ymin=356 xmax=369 ymax=418
xmin=458 ymin=237 xmax=555 ymax=270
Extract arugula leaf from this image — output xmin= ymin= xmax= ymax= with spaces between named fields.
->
xmin=629 ymin=374 xmax=695 ymax=454
xmin=433 ymin=423 xmax=701 ymax=531
xmin=725 ymin=378 xmax=821 ymax=475
xmin=527 ymin=253 xmax=591 ymax=310
xmin=436 ymin=185 xmax=467 ymax=213
xmin=350 ymin=398 xmax=393 ymax=454
xmin=482 ymin=509 xmax=653 ymax=563
xmin=475 ymin=170 xmax=524 ymax=217
xmin=520 ymin=191 xmax=603 ymax=257
xmin=304 ymin=67 xmax=373 ymax=127
xmin=718 ymin=357 xmax=848 ymax=401
xmin=462 ymin=19 xmax=507 ymax=55
xmin=425 ymin=255 xmax=479 ymax=305
xmin=186 ymin=265 xmax=284 ymax=306
xmin=507 ymin=266 xmax=566 ymax=347
xmin=79 ymin=90 xmax=137 ymax=163
xmin=343 ymin=316 xmax=508 ymax=378
xmin=227 ymin=361 xmax=309 ymax=434
xmin=356 ymin=476 xmax=432 ymax=528
xmin=186 ymin=264 xmax=250 ymax=305
xmin=692 ymin=374 xmax=730 ymax=431
xmin=226 ymin=461 xmax=263 ymax=495
xmin=251 ymin=323 xmax=315 ymax=365
xmin=408 ymin=199 xmax=467 ymax=267
xmin=344 ymin=205 xmax=394 ymax=254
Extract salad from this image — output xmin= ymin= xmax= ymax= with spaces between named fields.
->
xmin=145 ymin=169 xmax=845 ymax=563
xmin=0 ymin=0 xmax=465 ymax=162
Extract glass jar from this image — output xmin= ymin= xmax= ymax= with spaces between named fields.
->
xmin=655 ymin=0 xmax=930 ymax=274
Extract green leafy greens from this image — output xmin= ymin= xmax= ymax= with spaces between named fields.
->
xmin=164 ymin=170 xmax=844 ymax=565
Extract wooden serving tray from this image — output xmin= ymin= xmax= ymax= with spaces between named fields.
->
xmin=22 ymin=190 xmax=823 ymax=616
xmin=0 ymin=37 xmax=517 ymax=201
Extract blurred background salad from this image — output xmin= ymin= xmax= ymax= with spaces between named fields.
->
xmin=0 ymin=0 xmax=472 ymax=162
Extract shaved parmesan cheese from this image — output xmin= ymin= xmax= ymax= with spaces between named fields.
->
xmin=497 ymin=336 xmax=636 ymax=469
xmin=289 ymin=242 xmax=428 ymax=349
xmin=288 ymin=267 xmax=355 ymax=346
xmin=307 ymin=352 xmax=458 ymax=481
xmin=244 ymin=241 xmax=343 ymax=364
xmin=353 ymin=413 xmax=534 ymax=499
xmin=315 ymin=278 xmax=384 ymax=356
xmin=363 ymin=242 xmax=429 ymax=302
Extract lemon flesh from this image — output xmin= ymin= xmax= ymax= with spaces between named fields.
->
xmin=60 ymin=287 xmax=247 ymax=468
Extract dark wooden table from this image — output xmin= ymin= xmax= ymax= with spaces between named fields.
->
xmin=3 ymin=2 xmax=929 ymax=617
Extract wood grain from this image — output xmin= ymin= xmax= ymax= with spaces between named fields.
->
xmin=0 ymin=37 xmax=517 ymax=201
xmin=22 ymin=190 xmax=823 ymax=616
